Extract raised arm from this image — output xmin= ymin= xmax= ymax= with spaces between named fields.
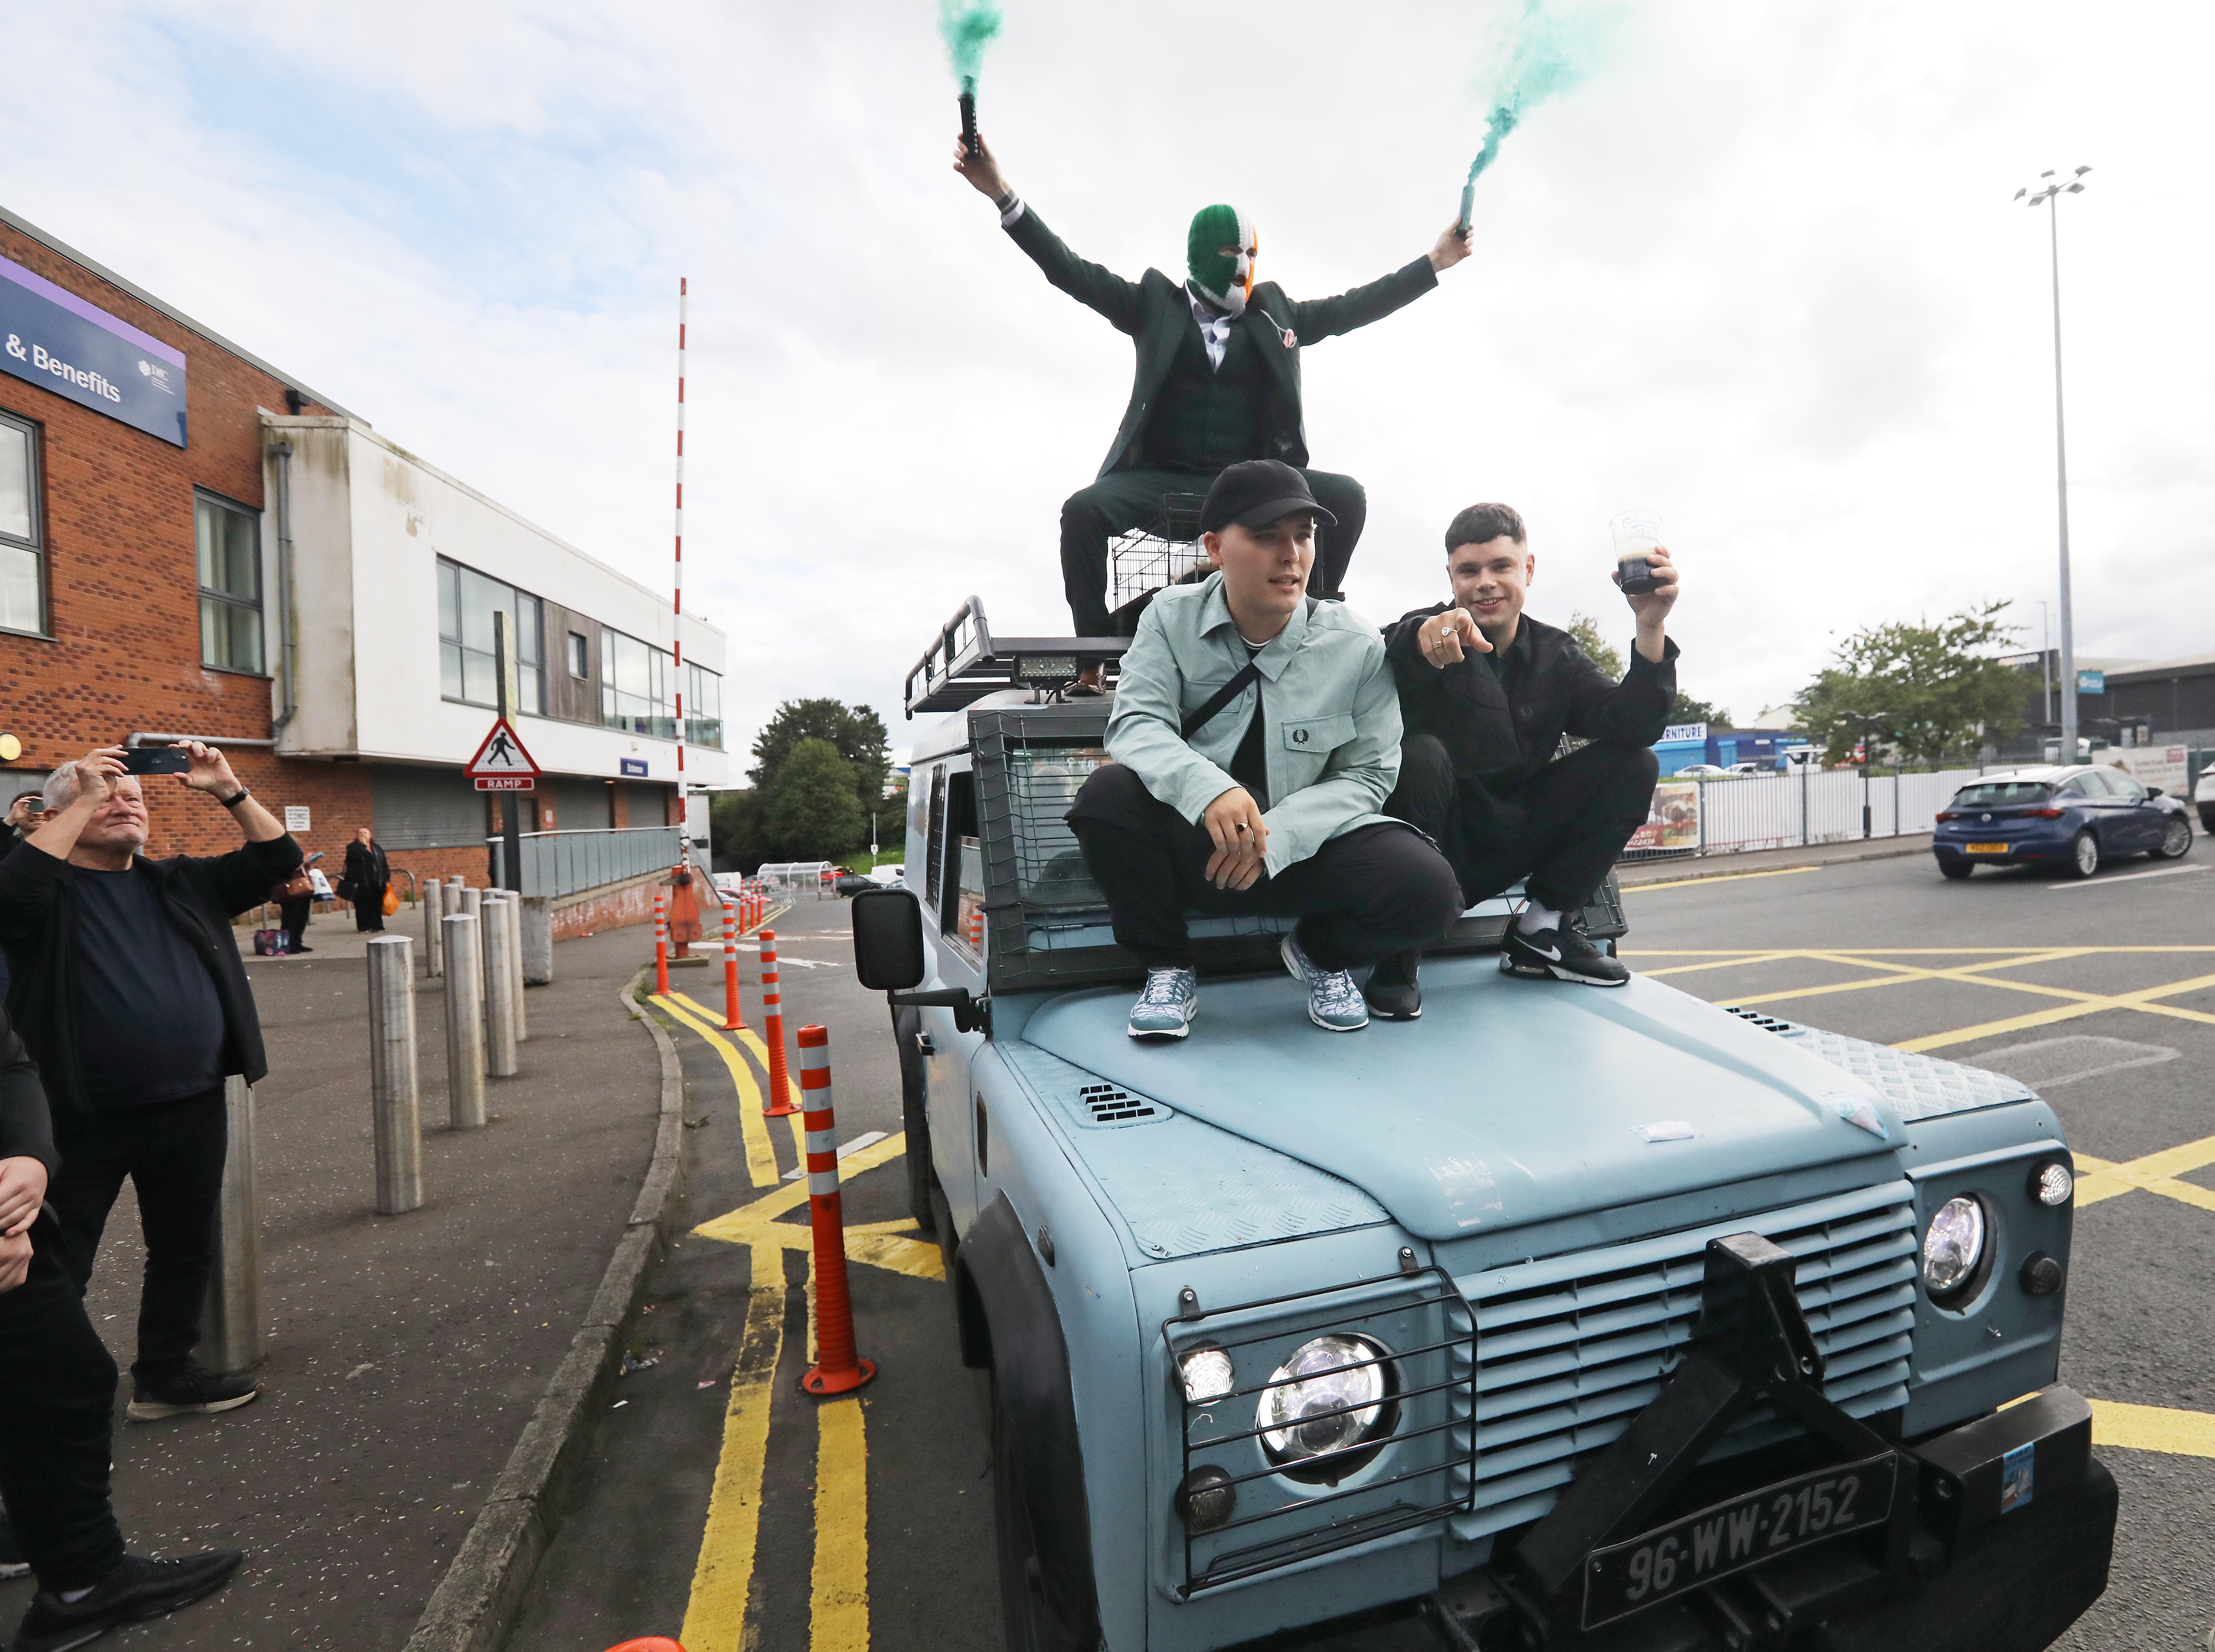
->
xmin=1285 ymin=220 xmax=1471 ymax=344
xmin=954 ymin=135 xmax=1145 ymax=335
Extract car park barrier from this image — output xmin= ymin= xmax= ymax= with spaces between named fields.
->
xmin=653 ymin=891 xmax=671 ymax=997
xmin=719 ymin=895 xmax=746 ymax=1030
xmin=442 ymin=912 xmax=487 ymax=1129
xmin=795 ymin=1024 xmax=876 ymax=1397
xmin=759 ymin=930 xmax=797 ymax=1118
xmin=365 ymin=936 xmax=424 ymax=1215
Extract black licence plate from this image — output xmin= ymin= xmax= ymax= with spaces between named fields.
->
xmin=1581 ymin=1452 xmax=1898 ymax=1630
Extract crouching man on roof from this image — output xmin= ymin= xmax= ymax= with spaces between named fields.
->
xmin=1066 ymin=461 xmax=1464 ymax=1037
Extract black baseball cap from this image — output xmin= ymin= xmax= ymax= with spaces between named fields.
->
xmin=1199 ymin=459 xmax=1337 ymax=534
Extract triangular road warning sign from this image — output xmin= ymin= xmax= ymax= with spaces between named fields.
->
xmin=466 ymin=717 xmax=541 ymax=780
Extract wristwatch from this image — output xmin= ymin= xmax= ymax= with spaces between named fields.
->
xmin=218 ymin=786 xmax=251 ymax=808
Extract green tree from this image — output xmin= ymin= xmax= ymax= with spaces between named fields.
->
xmin=765 ymin=738 xmax=867 ymax=859
xmin=1563 ymin=612 xmax=1624 ymax=680
xmin=748 ymin=699 xmax=888 ymax=817
xmin=1797 ymin=602 xmax=2024 ymax=766
xmin=709 ymin=787 xmax=770 ymax=872
xmin=1668 ymin=692 xmax=1734 ymax=729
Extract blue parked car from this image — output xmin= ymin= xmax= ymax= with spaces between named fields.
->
xmin=1933 ymin=764 xmax=2193 ymax=879
xmin=854 ymin=600 xmax=2114 ymax=1652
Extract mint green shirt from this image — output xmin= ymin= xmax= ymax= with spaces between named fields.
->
xmin=1104 ymin=572 xmax=1403 ymax=877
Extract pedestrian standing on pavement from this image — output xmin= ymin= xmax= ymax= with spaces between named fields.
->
xmin=274 ymin=851 xmax=330 ymax=955
xmin=341 ymin=826 xmax=389 ymax=933
xmin=0 ymin=1002 xmax=243 ymax=1651
xmin=0 ymin=742 xmax=301 ymax=1421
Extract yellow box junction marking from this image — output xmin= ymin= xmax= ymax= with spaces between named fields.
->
xmin=2069 ymin=1135 xmax=2215 ymax=1214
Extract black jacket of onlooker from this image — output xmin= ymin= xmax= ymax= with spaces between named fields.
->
xmin=0 ymin=836 xmax=301 ymax=1128
xmin=342 ymin=838 xmax=388 ymax=899
xmin=1384 ymin=607 xmax=1680 ymax=792
xmin=0 ymin=1006 xmax=57 ymax=1182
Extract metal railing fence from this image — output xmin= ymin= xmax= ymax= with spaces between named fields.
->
xmin=1626 ymin=764 xmax=2004 ymax=863
xmin=487 ymin=825 xmax=687 ymax=898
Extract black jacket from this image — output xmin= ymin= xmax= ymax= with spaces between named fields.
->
xmin=0 ymin=834 xmax=302 ymax=1126
xmin=343 ymin=838 xmax=388 ymax=897
xmin=1004 ymin=206 xmax=1439 ymax=479
xmin=0 ymin=1007 xmax=56 ymax=1182
xmin=1385 ymin=607 xmax=1680 ymax=792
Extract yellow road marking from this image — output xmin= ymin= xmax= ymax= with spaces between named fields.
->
xmin=668 ymin=991 xmax=809 ymax=1157
xmin=693 ymin=1134 xmax=914 ymax=1243
xmin=1621 ymin=866 xmax=1821 ymax=893
xmin=811 ymin=1398 xmax=871 ymax=1651
xmin=1724 ymin=949 xmax=2094 ymax=1009
xmin=2072 ymin=1135 xmax=2215 ymax=1212
xmin=1894 ymin=968 xmax=2215 ymax=1052
xmin=680 ymin=1240 xmax=786 ymax=1652
xmin=652 ymin=994 xmax=781 ymax=1189
xmin=1641 ymin=951 xmax=1805 ymax=979
xmin=2090 ymin=1398 xmax=2215 ymax=1458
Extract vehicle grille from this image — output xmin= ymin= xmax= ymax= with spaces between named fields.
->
xmin=1451 ymin=1180 xmax=1918 ymax=1541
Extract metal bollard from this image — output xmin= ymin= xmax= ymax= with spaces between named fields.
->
xmin=483 ymin=896 xmax=520 ymax=1077
xmin=520 ymin=893 xmax=554 ymax=985
xmin=760 ymin=929 xmax=796 ymax=1117
xmin=443 ymin=912 xmax=487 ymax=1128
xmin=197 ymin=1074 xmax=265 ymax=1377
xmin=424 ymin=875 xmax=446 ymax=978
xmin=653 ymin=891 xmax=670 ymax=996
xmin=719 ymin=895 xmax=745 ymax=1030
xmin=796 ymin=1025 xmax=875 ymax=1396
xmin=367 ymin=935 xmax=424 ymax=1214
xmin=490 ymin=889 xmax=527 ymax=1042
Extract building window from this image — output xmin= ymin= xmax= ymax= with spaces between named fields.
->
xmin=600 ymin=627 xmax=674 ymax=738
xmin=437 ymin=558 xmax=542 ymax=714
xmin=195 ymin=490 xmax=263 ymax=673
xmin=686 ymin=662 xmax=723 ymax=749
xmin=0 ymin=412 xmax=44 ymax=635
xmin=567 ymin=631 xmax=589 ymax=680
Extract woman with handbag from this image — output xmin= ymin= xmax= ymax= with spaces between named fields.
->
xmin=268 ymin=853 xmax=331 ymax=954
xmin=341 ymin=829 xmax=389 ymax=934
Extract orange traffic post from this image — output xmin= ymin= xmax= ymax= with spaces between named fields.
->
xmin=719 ymin=895 xmax=745 ymax=1031
xmin=602 ymin=1640 xmax=685 ymax=1652
xmin=759 ymin=930 xmax=797 ymax=1117
xmin=796 ymin=1024 xmax=875 ymax=1396
xmin=653 ymin=891 xmax=670 ymax=997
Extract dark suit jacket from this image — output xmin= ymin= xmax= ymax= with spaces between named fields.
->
xmin=1385 ymin=608 xmax=1679 ymax=793
xmin=1005 ymin=206 xmax=1439 ymax=479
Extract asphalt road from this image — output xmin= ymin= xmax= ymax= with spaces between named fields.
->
xmin=524 ymin=844 xmax=2215 ymax=1651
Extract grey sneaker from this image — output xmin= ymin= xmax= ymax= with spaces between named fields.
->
xmin=1280 ymin=933 xmax=1369 ymax=1032
xmin=1127 ymin=967 xmax=1198 ymax=1039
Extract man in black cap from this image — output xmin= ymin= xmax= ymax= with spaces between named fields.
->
xmin=1066 ymin=461 xmax=1463 ymax=1037
xmin=1366 ymin=502 xmax=1679 ymax=1016
xmin=954 ymin=135 xmax=1472 ymax=641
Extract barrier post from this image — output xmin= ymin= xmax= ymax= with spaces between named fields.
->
xmin=653 ymin=891 xmax=671 ymax=996
xmin=443 ymin=913 xmax=487 ymax=1128
xmin=796 ymin=1025 xmax=875 ymax=1396
xmin=483 ymin=896 xmax=520 ymax=1077
xmin=367 ymin=935 xmax=424 ymax=1214
xmin=760 ymin=929 xmax=796 ymax=1117
xmin=499 ymin=888 xmax=528 ymax=1041
xmin=720 ymin=895 xmax=745 ymax=1030
xmin=196 ymin=1074 xmax=265 ymax=1378
xmin=424 ymin=875 xmax=445 ymax=979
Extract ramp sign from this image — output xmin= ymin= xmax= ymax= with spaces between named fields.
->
xmin=466 ymin=718 xmax=540 ymax=792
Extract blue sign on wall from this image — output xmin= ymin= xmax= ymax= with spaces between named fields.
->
xmin=0 ymin=251 xmax=188 ymax=447
xmin=2075 ymin=669 xmax=2104 ymax=695
xmin=620 ymin=757 xmax=649 ymax=778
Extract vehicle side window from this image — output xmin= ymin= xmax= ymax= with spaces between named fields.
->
xmin=2106 ymin=772 xmax=2145 ymax=800
xmin=2058 ymin=776 xmax=2096 ymax=799
xmin=922 ymin=763 xmax=947 ymax=912
xmin=941 ymin=771 xmax=979 ymax=936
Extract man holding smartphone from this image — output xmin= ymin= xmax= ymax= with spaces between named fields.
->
xmin=0 ymin=741 xmax=300 ymax=1422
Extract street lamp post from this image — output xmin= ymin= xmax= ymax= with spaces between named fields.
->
xmin=2016 ymin=166 xmax=2090 ymax=762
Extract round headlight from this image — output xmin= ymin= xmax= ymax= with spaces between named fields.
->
xmin=2031 ymin=1161 xmax=2074 ymax=1207
xmin=1923 ymin=1196 xmax=1987 ymax=1298
xmin=1257 ymin=1335 xmax=1393 ymax=1471
xmin=1179 ymin=1347 xmax=1235 ymax=1405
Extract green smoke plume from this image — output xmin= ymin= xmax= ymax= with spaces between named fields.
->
xmin=1464 ymin=0 xmax=1609 ymax=187
xmin=938 ymin=0 xmax=1003 ymax=85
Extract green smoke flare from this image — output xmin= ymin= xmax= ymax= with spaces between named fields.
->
xmin=1463 ymin=0 xmax=1608 ymax=186
xmin=938 ymin=0 xmax=1003 ymax=85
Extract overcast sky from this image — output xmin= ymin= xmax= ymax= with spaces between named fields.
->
xmin=7 ymin=0 xmax=2210 ymax=768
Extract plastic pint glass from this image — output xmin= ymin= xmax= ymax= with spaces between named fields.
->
xmin=1610 ymin=510 xmax=1661 ymax=595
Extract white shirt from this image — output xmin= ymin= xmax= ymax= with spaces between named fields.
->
xmin=1185 ymin=288 xmax=1234 ymax=370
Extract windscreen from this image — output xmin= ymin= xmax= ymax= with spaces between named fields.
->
xmin=1950 ymin=781 xmax=2053 ymax=807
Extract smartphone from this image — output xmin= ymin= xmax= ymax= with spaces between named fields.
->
xmin=121 ymin=748 xmax=191 ymax=775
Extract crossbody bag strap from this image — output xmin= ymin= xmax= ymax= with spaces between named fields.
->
xmin=1177 ymin=597 xmax=1319 ymax=741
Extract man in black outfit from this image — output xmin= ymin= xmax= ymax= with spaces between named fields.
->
xmin=953 ymin=133 xmax=1473 ymax=641
xmin=343 ymin=826 xmax=389 ymax=933
xmin=0 ymin=742 xmax=301 ymax=1422
xmin=1368 ymin=503 xmax=1680 ymax=1017
xmin=0 ymin=1003 xmax=241 ymax=1650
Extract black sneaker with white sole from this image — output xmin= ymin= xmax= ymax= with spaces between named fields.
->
xmin=9 ymin=1551 xmax=242 ymax=1651
xmin=1501 ymin=922 xmax=1629 ymax=986
xmin=1362 ymin=951 xmax=1423 ymax=1020
xmin=127 ymin=1364 xmax=260 ymax=1422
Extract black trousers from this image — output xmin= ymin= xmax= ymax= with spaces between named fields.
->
xmin=1385 ymin=734 xmax=1659 ymax=914
xmin=1066 ymin=764 xmax=1462 ymax=972
xmin=48 ymin=1089 xmax=228 ymax=1389
xmin=279 ymin=894 xmax=311 ymax=950
xmin=1059 ymin=465 xmax=1368 ymax=636
xmin=354 ymin=888 xmax=385 ymax=932
xmin=0 ymin=1226 xmax=125 ymax=1592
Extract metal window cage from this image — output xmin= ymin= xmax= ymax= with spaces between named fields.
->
xmin=1109 ymin=492 xmax=1211 ymax=621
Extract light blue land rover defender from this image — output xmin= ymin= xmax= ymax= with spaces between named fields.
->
xmin=852 ymin=600 xmax=2115 ymax=1652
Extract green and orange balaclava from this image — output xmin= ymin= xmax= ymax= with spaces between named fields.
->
xmin=1187 ymin=204 xmax=1257 ymax=316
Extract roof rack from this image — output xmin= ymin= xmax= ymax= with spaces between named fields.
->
xmin=904 ymin=596 xmax=1131 ymax=718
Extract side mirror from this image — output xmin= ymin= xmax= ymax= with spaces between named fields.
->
xmin=852 ymin=888 xmax=927 ymax=991
xmin=2145 ymin=787 xmax=2164 ymax=799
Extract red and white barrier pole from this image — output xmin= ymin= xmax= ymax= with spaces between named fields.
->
xmin=720 ymin=895 xmax=745 ymax=1031
xmin=759 ymin=930 xmax=797 ymax=1117
xmin=796 ymin=1025 xmax=875 ymax=1396
xmin=653 ymin=891 xmax=670 ymax=997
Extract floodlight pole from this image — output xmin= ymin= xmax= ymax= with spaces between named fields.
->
xmin=2021 ymin=168 xmax=2089 ymax=762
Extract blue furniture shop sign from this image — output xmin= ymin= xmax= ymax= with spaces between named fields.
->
xmin=0 ymin=251 xmax=188 ymax=447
